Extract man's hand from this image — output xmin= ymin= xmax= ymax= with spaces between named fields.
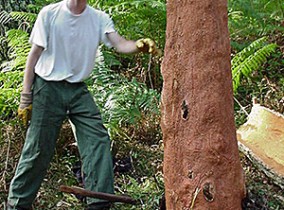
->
xmin=18 ymin=92 xmax=33 ymax=126
xmin=136 ymin=38 xmax=160 ymax=55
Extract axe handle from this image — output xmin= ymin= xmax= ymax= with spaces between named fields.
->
xmin=59 ymin=185 xmax=137 ymax=204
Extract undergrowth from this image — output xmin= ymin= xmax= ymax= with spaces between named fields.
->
xmin=0 ymin=122 xmax=164 ymax=210
xmin=0 ymin=0 xmax=284 ymax=209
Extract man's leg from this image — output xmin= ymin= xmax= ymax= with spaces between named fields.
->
xmin=8 ymin=77 xmax=66 ymax=209
xmin=69 ymin=84 xmax=114 ymax=205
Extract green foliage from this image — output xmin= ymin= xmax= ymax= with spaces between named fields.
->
xmin=89 ymin=52 xmax=160 ymax=139
xmin=115 ymin=173 xmax=164 ymax=209
xmin=10 ymin=11 xmax=37 ymax=24
xmin=232 ymin=37 xmax=277 ymax=93
xmin=0 ymin=35 xmax=9 ymax=63
xmin=0 ymin=0 xmax=283 ymax=209
xmin=0 ymin=0 xmax=35 ymax=12
xmin=4 ymin=29 xmax=31 ymax=71
xmin=0 ymin=8 xmax=36 ymax=69
xmin=234 ymin=49 xmax=284 ymax=128
xmin=0 ymin=70 xmax=23 ymax=119
xmin=33 ymin=0 xmax=60 ymax=7
xmin=0 ymin=11 xmax=13 ymax=26
xmin=90 ymin=0 xmax=166 ymax=88
xmin=228 ymin=0 xmax=284 ymax=40
xmin=0 ymin=12 xmax=30 ymax=119
xmin=0 ymin=8 xmax=37 ymax=31
xmin=91 ymin=0 xmax=166 ymax=40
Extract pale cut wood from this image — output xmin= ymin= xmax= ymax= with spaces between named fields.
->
xmin=237 ymin=104 xmax=284 ymax=189
xmin=238 ymin=142 xmax=284 ymax=189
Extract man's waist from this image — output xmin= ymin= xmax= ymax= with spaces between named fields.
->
xmin=35 ymin=74 xmax=85 ymax=85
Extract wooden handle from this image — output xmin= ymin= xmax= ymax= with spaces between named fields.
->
xmin=59 ymin=185 xmax=137 ymax=204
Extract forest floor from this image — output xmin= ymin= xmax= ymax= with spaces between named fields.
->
xmin=0 ymin=124 xmax=284 ymax=210
xmin=240 ymin=153 xmax=284 ymax=210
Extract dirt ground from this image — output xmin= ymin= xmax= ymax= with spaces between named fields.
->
xmin=0 ymin=124 xmax=283 ymax=209
xmin=240 ymin=152 xmax=284 ymax=210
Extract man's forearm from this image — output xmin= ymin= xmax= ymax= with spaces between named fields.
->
xmin=107 ymin=32 xmax=139 ymax=54
xmin=22 ymin=68 xmax=35 ymax=93
xmin=107 ymin=32 xmax=158 ymax=55
xmin=115 ymin=39 xmax=139 ymax=54
xmin=22 ymin=44 xmax=44 ymax=93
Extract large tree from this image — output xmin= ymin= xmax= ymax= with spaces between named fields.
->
xmin=161 ymin=0 xmax=245 ymax=209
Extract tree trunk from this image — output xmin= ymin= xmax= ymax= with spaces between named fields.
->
xmin=161 ymin=0 xmax=245 ymax=209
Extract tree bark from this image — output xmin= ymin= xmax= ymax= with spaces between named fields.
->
xmin=161 ymin=0 xmax=245 ymax=209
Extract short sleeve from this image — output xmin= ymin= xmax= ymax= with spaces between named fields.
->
xmin=100 ymin=12 xmax=116 ymax=48
xmin=29 ymin=7 xmax=50 ymax=49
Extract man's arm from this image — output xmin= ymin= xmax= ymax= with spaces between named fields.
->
xmin=106 ymin=32 xmax=139 ymax=54
xmin=107 ymin=32 xmax=158 ymax=55
xmin=22 ymin=44 xmax=44 ymax=93
xmin=18 ymin=44 xmax=44 ymax=126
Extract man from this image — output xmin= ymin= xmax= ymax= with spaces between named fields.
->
xmin=7 ymin=0 xmax=158 ymax=209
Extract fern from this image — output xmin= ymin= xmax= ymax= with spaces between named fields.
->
xmin=89 ymin=53 xmax=160 ymax=139
xmin=4 ymin=29 xmax=30 ymax=71
xmin=0 ymin=70 xmax=23 ymax=119
xmin=90 ymin=0 xmax=166 ymax=41
xmin=228 ymin=0 xmax=284 ymax=39
xmin=0 ymin=11 xmax=36 ymax=67
xmin=0 ymin=10 xmax=37 ymax=30
xmin=0 ymin=35 xmax=9 ymax=63
xmin=0 ymin=11 xmax=13 ymax=25
xmin=232 ymin=37 xmax=277 ymax=92
xmin=10 ymin=11 xmax=37 ymax=24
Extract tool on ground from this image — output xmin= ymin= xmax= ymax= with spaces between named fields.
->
xmin=59 ymin=185 xmax=137 ymax=205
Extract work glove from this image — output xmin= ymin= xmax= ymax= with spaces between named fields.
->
xmin=18 ymin=92 xmax=33 ymax=126
xmin=136 ymin=38 xmax=160 ymax=55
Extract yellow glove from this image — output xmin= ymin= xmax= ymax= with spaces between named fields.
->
xmin=18 ymin=92 xmax=32 ymax=126
xmin=136 ymin=38 xmax=160 ymax=55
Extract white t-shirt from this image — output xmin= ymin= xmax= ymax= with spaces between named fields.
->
xmin=29 ymin=0 xmax=116 ymax=82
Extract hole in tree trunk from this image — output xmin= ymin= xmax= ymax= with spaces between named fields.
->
xmin=188 ymin=170 xmax=194 ymax=179
xmin=181 ymin=100 xmax=189 ymax=120
xmin=203 ymin=182 xmax=215 ymax=202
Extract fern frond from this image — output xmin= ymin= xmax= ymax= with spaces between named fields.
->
xmin=0 ymin=70 xmax=23 ymax=117
xmin=231 ymin=36 xmax=268 ymax=70
xmin=232 ymin=37 xmax=277 ymax=92
xmin=6 ymin=29 xmax=30 ymax=70
xmin=89 ymin=56 xmax=160 ymax=138
xmin=10 ymin=11 xmax=37 ymax=24
xmin=0 ymin=11 xmax=12 ymax=25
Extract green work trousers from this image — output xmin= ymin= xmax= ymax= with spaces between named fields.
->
xmin=8 ymin=76 xmax=114 ymax=209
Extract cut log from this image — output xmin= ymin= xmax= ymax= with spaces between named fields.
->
xmin=237 ymin=104 xmax=284 ymax=189
xmin=59 ymin=185 xmax=137 ymax=204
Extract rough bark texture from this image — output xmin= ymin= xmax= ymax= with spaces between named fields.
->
xmin=161 ymin=0 xmax=245 ymax=209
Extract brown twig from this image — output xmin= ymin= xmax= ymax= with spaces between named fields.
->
xmin=147 ymin=54 xmax=154 ymax=90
